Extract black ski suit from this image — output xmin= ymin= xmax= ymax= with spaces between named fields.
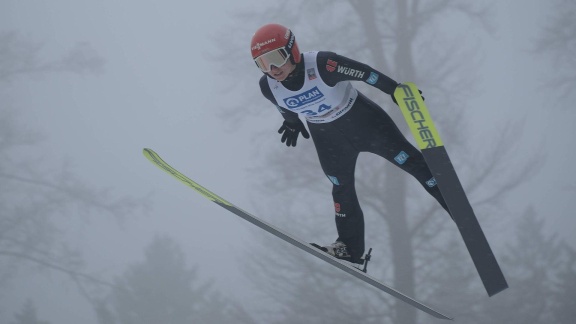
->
xmin=259 ymin=51 xmax=449 ymax=261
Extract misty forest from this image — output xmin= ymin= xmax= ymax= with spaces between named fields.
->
xmin=1 ymin=1 xmax=575 ymax=323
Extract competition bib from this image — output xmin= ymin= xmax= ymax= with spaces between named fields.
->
xmin=268 ymin=51 xmax=357 ymax=124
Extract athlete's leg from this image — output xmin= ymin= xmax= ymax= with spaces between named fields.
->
xmin=347 ymin=93 xmax=451 ymax=216
xmin=307 ymin=122 xmax=365 ymax=261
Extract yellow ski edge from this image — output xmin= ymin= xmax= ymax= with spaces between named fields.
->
xmin=142 ymin=148 xmax=232 ymax=206
xmin=393 ymin=82 xmax=444 ymax=150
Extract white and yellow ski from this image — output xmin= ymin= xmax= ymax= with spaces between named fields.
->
xmin=143 ymin=148 xmax=453 ymax=320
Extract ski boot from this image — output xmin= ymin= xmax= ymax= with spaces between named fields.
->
xmin=311 ymin=241 xmax=372 ymax=273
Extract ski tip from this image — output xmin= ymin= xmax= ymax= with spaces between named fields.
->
xmin=143 ymin=148 xmax=157 ymax=158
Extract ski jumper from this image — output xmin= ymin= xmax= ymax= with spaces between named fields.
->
xmin=259 ymin=51 xmax=449 ymax=260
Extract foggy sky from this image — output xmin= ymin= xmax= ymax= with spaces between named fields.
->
xmin=1 ymin=0 xmax=575 ymax=323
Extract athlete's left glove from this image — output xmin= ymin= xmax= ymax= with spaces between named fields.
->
xmin=391 ymin=85 xmax=425 ymax=104
xmin=278 ymin=119 xmax=310 ymax=147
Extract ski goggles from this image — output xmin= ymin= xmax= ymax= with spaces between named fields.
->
xmin=254 ymin=48 xmax=290 ymax=73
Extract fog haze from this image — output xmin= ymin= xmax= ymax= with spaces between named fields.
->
xmin=1 ymin=0 xmax=574 ymax=323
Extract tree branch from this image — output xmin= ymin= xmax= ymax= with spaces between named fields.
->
xmin=0 ymin=250 xmax=116 ymax=288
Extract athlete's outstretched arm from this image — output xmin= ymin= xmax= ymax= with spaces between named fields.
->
xmin=316 ymin=51 xmax=399 ymax=97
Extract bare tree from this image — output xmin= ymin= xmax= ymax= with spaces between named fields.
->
xmin=550 ymin=243 xmax=576 ymax=323
xmin=9 ymin=299 xmax=51 ymax=324
xmin=533 ymin=0 xmax=576 ymax=99
xmin=0 ymin=31 xmax=142 ymax=301
xmin=0 ymin=31 xmax=103 ymax=82
xmin=94 ymin=235 xmax=256 ymax=324
xmin=464 ymin=208 xmax=576 ymax=324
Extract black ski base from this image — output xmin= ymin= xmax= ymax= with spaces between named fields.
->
xmin=423 ymin=146 xmax=509 ymax=296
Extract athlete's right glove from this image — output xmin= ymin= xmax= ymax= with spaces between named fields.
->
xmin=278 ymin=119 xmax=310 ymax=147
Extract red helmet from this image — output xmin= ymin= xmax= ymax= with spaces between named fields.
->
xmin=250 ymin=23 xmax=301 ymax=72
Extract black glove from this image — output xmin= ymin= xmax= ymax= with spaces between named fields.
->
xmin=278 ymin=119 xmax=310 ymax=147
xmin=391 ymin=85 xmax=425 ymax=105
